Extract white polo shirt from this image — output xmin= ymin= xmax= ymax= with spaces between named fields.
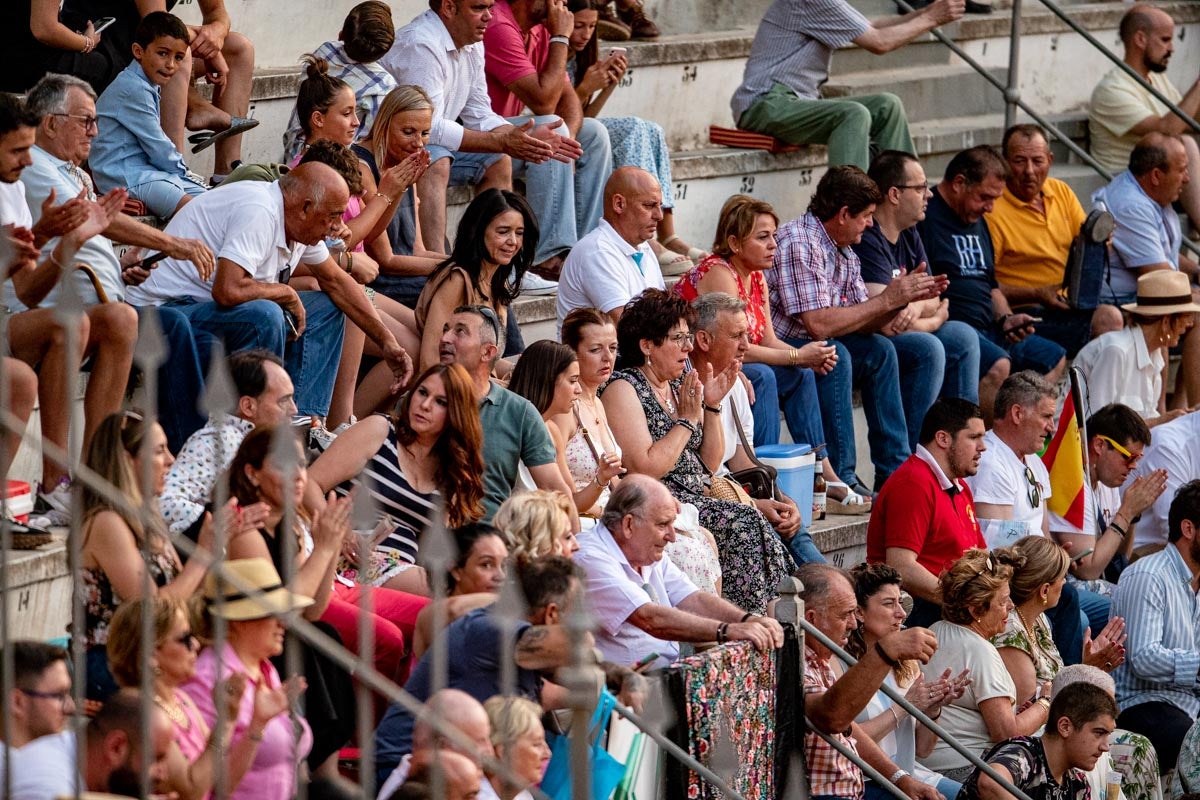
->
xmin=556 ymin=219 xmax=662 ymax=336
xmin=574 ymin=521 xmax=698 ymax=667
xmin=965 ymin=429 xmax=1051 ymax=548
xmin=126 ymin=180 xmax=328 ymax=306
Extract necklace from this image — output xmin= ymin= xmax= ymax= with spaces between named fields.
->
xmin=1015 ymin=607 xmax=1035 ymax=636
xmin=577 ymin=394 xmax=602 ymax=426
xmin=155 ymin=693 xmax=190 ymax=729
xmin=639 ymin=368 xmax=676 ymax=414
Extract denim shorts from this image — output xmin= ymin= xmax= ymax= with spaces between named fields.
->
xmin=425 ymin=145 xmax=505 ymax=186
xmin=131 ymin=172 xmax=207 ymax=218
xmin=976 ymin=326 xmax=1066 ymax=375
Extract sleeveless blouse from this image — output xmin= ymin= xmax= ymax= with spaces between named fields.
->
xmin=414 ymin=264 xmax=508 ymax=356
xmin=673 ymin=255 xmax=769 ymax=345
xmin=83 ymin=547 xmax=177 ymax=647
xmin=564 ymin=403 xmax=624 ymax=514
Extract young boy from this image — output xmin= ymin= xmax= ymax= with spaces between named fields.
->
xmin=90 ymin=12 xmax=206 ymax=219
xmin=960 ymin=682 xmax=1117 ymax=800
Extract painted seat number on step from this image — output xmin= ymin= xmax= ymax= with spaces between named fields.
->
xmin=682 ymin=65 xmax=698 ymax=83
xmin=619 ymin=69 xmax=634 ymax=89
xmin=798 ymin=169 xmax=813 ymax=186
xmin=674 ymin=182 xmax=688 ymax=201
xmin=740 ymin=176 xmax=755 ymax=193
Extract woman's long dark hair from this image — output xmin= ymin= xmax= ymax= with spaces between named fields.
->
xmin=392 ymin=363 xmax=485 ymax=527
xmin=431 ymin=189 xmax=539 ymax=307
xmin=567 ymin=0 xmax=601 ymax=87
xmin=508 ymin=340 xmax=578 ymax=415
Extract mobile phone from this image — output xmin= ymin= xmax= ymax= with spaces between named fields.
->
xmin=92 ymin=16 xmax=116 ymax=34
xmin=1070 ymin=547 xmax=1095 ymax=563
xmin=1024 ymin=316 xmax=1044 ymax=325
xmin=283 ymin=310 xmax=299 ymax=338
xmin=606 ymin=46 xmax=627 ymax=59
xmin=136 ymin=251 xmax=168 ymax=269
xmin=632 ymin=652 xmax=659 ymax=672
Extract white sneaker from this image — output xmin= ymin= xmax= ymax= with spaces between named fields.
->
xmin=520 ymin=272 xmax=558 ymax=296
xmin=35 ymin=478 xmax=72 ymax=527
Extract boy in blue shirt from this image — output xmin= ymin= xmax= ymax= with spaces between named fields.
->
xmin=91 ymin=12 xmax=207 ymax=219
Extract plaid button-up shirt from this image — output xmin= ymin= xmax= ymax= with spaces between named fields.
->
xmin=804 ymin=644 xmax=865 ymax=799
xmin=766 ymin=211 xmax=868 ymax=341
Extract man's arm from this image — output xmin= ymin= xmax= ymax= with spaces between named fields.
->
xmin=853 ymin=723 xmax=941 ymax=800
xmin=626 ymin=600 xmax=777 ymax=651
xmin=106 ymin=214 xmax=216 ymax=277
xmin=852 ymin=0 xmax=964 ymax=54
xmin=502 ymin=0 xmax=574 ymax=116
xmin=884 ymin=547 xmax=941 ymax=603
xmin=211 ymin=259 xmax=300 ymax=309
xmin=1126 ymin=79 xmax=1200 ymax=138
xmin=1117 ymin=569 xmax=1200 ymax=685
xmin=975 ymin=762 xmax=1016 ymax=800
xmin=513 ymin=624 xmax=575 ymax=671
xmin=801 ymin=269 xmax=943 ymax=339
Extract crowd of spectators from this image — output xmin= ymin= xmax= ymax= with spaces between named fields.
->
xmin=0 ymin=0 xmax=1197 ymax=797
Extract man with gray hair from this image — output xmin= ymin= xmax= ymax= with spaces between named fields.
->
xmin=574 ymin=474 xmax=784 ymax=668
xmin=22 ymin=72 xmax=217 ymax=453
xmin=689 ymin=292 xmax=820 ymax=565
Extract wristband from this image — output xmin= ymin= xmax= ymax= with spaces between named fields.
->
xmin=875 ymin=641 xmax=902 ymax=669
xmin=703 ymin=402 xmax=722 ymax=414
xmin=716 ymin=622 xmax=728 ymax=643
xmin=247 ymin=728 xmax=265 ymax=742
xmin=549 ymin=35 xmax=570 ymax=46
xmin=674 ymin=418 xmax=699 ymax=435
xmin=346 ymin=251 xmax=354 ymax=274
xmin=740 ymin=612 xmax=754 ymax=622
xmin=1109 ymin=521 xmax=1127 ymax=539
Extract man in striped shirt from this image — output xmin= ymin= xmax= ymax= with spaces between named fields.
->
xmin=1111 ymin=479 xmax=1200 ymax=775
xmin=731 ymin=0 xmax=965 ymax=171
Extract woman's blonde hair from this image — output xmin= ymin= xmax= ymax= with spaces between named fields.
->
xmin=81 ymin=410 xmax=169 ymax=553
xmin=939 ymin=547 xmax=1024 ymax=625
xmin=366 ymin=84 xmax=433 ymax=169
xmin=484 ymin=695 xmax=543 ymax=751
xmin=494 ymin=490 xmax=572 ymax=561
xmin=711 ymin=194 xmax=779 ymax=258
xmin=1009 ymin=535 xmax=1070 ymax=606
xmin=106 ymin=596 xmax=189 ymax=688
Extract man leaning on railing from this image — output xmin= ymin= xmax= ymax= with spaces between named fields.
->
xmin=799 ymin=562 xmax=944 ymax=800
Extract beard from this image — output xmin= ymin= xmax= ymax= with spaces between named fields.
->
xmin=105 ymin=764 xmax=143 ymax=798
xmin=1146 ymin=56 xmax=1169 ymax=73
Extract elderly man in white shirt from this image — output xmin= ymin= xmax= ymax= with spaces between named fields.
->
xmin=382 ymin=0 xmax=583 ymax=272
xmin=574 ymin=474 xmax=784 ymax=668
xmin=556 ymin=167 xmax=665 ymax=334
xmin=126 ymin=162 xmax=413 ymax=428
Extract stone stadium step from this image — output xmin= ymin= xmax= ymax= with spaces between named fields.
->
xmin=822 ymin=63 xmax=1009 ymax=124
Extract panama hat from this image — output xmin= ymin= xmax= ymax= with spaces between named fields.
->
xmin=204 ymin=557 xmax=314 ymax=621
xmin=1121 ymin=271 xmax=1200 ymax=316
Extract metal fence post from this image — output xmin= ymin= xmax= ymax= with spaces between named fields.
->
xmin=1005 ymin=0 xmax=1023 ymax=129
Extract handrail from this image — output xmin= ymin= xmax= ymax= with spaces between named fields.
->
xmin=895 ymin=0 xmax=1200 ymax=260
xmin=800 ymin=619 xmax=1038 ymax=800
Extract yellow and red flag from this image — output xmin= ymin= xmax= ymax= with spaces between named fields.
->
xmin=1041 ymin=370 xmax=1088 ymax=531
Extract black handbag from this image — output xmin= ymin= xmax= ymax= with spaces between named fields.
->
xmin=1062 ymin=209 xmax=1115 ymax=310
xmin=727 ymin=403 xmax=779 ymax=501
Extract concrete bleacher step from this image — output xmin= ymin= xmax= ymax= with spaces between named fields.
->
xmin=823 ymin=64 xmax=1008 ymax=122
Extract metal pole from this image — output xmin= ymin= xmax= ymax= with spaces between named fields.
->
xmin=808 ymin=724 xmax=910 ymax=800
xmin=1004 ymin=0 xmax=1023 ymax=130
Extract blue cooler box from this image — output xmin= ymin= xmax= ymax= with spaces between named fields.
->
xmin=755 ymin=444 xmax=816 ymax=527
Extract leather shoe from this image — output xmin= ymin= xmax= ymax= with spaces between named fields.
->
xmin=617 ymin=0 xmax=660 ymax=39
xmin=596 ymin=3 xmax=632 ymax=41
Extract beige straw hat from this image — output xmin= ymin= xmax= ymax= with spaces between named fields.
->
xmin=1121 ymin=271 xmax=1200 ymax=316
xmin=204 ymin=557 xmax=314 ymax=621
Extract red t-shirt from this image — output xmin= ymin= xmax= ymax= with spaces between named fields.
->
xmin=866 ymin=453 xmax=985 ymax=576
xmin=483 ymin=0 xmax=567 ymax=118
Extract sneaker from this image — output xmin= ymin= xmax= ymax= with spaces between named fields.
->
xmin=596 ymin=3 xmax=632 ymax=40
xmin=184 ymin=168 xmax=210 ymax=188
xmin=35 ymin=477 xmax=73 ymax=527
xmin=520 ymin=272 xmax=558 ymax=296
xmin=308 ymin=424 xmax=337 ymax=453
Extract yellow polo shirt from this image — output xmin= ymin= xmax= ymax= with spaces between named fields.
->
xmin=985 ymin=177 xmax=1087 ymax=289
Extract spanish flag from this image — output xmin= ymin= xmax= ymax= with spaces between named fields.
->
xmin=1041 ymin=369 xmax=1088 ymax=531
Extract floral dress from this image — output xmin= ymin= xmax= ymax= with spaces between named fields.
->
xmin=603 ymin=368 xmax=792 ymax=614
xmin=673 ymin=255 xmax=770 ymax=345
xmin=993 ymin=611 xmax=1161 ymax=800
xmin=84 ymin=548 xmax=177 ymax=647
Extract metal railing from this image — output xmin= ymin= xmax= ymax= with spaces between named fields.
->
xmin=898 ymin=0 xmax=1199 ymax=259
xmin=0 ymin=297 xmax=801 ymax=799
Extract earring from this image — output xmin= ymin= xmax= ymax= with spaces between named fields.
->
xmin=153 ymin=665 xmax=162 ymax=676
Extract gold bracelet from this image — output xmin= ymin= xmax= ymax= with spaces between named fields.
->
xmin=374 ymin=192 xmax=393 ymax=206
xmin=787 ymin=349 xmax=798 ymax=366
xmin=346 ymin=251 xmax=354 ymax=273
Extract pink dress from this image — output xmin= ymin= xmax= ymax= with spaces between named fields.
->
xmin=673 ymin=255 xmax=769 ymax=345
xmin=181 ymin=643 xmax=312 ymax=800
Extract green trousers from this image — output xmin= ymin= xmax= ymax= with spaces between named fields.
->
xmin=738 ymin=82 xmax=916 ymax=171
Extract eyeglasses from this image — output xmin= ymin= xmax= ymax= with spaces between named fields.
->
xmin=894 ymin=184 xmax=929 ymax=193
xmin=52 ymin=112 xmax=99 ymax=132
xmin=1098 ymin=435 xmax=1142 ymax=467
xmin=19 ymin=688 xmax=73 ymax=710
xmin=667 ymin=331 xmax=695 ymax=346
xmin=1023 ymin=464 xmax=1043 ymax=508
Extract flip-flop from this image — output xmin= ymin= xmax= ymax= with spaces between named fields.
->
xmin=189 ymin=116 xmax=260 ymax=153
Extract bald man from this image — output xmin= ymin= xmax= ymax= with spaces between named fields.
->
xmin=1089 ymin=4 xmax=1200 ymax=229
xmin=376 ymin=688 xmax=493 ymax=794
xmin=127 ymin=161 xmax=413 ymax=425
xmin=556 ymin=166 xmax=666 ymax=335
xmin=398 ymin=750 xmax=483 ymax=800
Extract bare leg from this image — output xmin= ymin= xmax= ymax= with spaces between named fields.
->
xmin=210 ymin=32 xmax=255 ymax=175
xmin=327 ymin=322 xmax=366 ymax=430
xmin=81 ymin=304 xmax=138 ymax=453
xmin=381 ymin=566 xmax=431 ymax=597
xmin=657 ymin=209 xmax=701 ymax=256
xmin=354 ymin=300 xmax=422 ymax=418
xmin=417 ymin=158 xmax=451 ymax=257
xmin=979 ymin=357 xmax=1011 ymax=427
xmin=8 ymin=309 xmax=88 ymax=485
xmin=477 ymin=155 xmax=512 ymax=192
xmin=1043 ymin=356 xmax=1066 ymax=387
xmin=0 ymin=358 xmax=37 ymax=468
xmin=161 ymin=49 xmax=191 ymax=154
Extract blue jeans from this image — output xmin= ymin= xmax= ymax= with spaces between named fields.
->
xmin=889 ymin=330 xmax=944 ymax=452
xmin=135 ymin=305 xmax=209 ymax=453
xmin=866 ymin=777 xmax=961 ymax=800
xmin=784 ymin=333 xmax=908 ymax=491
xmin=787 ymin=527 xmax=826 ymax=565
xmin=932 ymin=320 xmax=980 ymax=403
xmin=741 ymin=361 xmax=780 ymax=446
xmin=165 ymin=292 xmax=345 ymax=417
xmin=509 ymin=115 xmax=612 ymax=264
xmin=1046 ymin=580 xmax=1086 ymax=665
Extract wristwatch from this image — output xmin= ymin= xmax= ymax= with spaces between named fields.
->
xmin=890 ymin=769 xmax=910 ymax=784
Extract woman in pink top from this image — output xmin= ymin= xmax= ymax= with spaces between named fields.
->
xmin=181 ymin=558 xmax=313 ymax=800
xmin=107 ymin=596 xmax=294 ymax=800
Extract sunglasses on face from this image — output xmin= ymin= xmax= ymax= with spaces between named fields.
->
xmin=1097 ymin=435 xmax=1141 ymax=467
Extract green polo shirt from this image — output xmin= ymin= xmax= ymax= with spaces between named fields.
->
xmin=479 ymin=380 xmax=557 ymax=520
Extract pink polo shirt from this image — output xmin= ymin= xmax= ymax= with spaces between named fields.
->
xmin=484 ymin=0 xmax=569 ymax=118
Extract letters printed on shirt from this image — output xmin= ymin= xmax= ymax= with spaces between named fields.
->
xmin=952 ymin=234 xmax=989 ymax=275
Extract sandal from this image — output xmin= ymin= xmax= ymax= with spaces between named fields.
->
xmin=189 ymin=116 xmax=260 ymax=153
xmin=826 ymin=481 xmax=872 ymax=515
xmin=661 ymin=234 xmax=709 ymax=265
xmin=657 ymin=248 xmax=692 ymax=273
